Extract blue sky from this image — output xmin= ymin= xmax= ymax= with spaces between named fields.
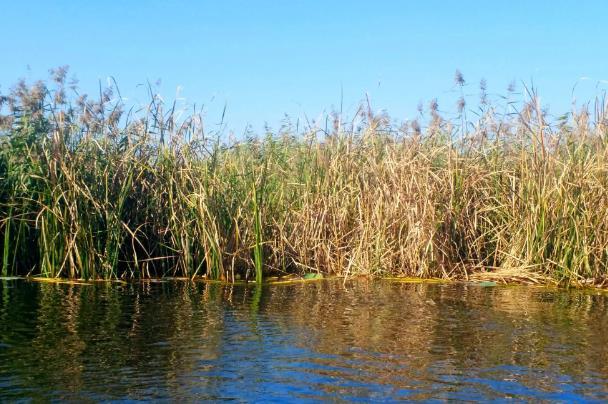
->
xmin=1 ymin=1 xmax=607 ymax=133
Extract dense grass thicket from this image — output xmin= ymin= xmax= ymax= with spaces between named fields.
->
xmin=1 ymin=69 xmax=608 ymax=285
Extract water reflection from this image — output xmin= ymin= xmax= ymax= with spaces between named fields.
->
xmin=1 ymin=279 xmax=607 ymax=401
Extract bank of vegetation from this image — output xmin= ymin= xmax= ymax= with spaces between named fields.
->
xmin=1 ymin=68 xmax=607 ymax=286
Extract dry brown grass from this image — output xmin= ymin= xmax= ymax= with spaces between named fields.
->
xmin=1 ymin=71 xmax=608 ymax=285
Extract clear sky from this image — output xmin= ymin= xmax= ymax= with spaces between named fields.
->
xmin=1 ymin=1 xmax=607 ymax=133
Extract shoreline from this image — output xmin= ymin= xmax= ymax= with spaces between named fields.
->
xmin=3 ymin=274 xmax=607 ymax=292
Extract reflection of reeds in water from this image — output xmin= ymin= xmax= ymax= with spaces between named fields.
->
xmin=1 ymin=69 xmax=608 ymax=286
xmin=255 ymin=281 xmax=608 ymax=393
xmin=0 ymin=281 xmax=231 ymax=400
xmin=1 ymin=280 xmax=608 ymax=399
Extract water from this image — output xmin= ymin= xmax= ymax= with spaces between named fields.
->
xmin=1 ymin=279 xmax=607 ymax=402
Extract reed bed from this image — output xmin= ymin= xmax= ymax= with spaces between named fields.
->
xmin=1 ymin=69 xmax=607 ymax=285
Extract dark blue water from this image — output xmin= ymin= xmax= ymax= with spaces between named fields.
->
xmin=1 ymin=279 xmax=607 ymax=401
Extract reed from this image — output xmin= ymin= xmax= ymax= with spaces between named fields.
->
xmin=0 ymin=69 xmax=607 ymax=286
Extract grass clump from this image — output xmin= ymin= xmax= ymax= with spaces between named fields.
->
xmin=1 ymin=68 xmax=607 ymax=286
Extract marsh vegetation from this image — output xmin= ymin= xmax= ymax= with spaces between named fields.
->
xmin=1 ymin=68 xmax=607 ymax=286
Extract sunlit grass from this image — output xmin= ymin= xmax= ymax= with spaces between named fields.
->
xmin=0 ymin=68 xmax=607 ymax=286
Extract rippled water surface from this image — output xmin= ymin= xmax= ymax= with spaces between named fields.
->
xmin=1 ymin=279 xmax=608 ymax=401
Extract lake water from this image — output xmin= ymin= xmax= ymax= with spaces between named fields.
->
xmin=1 ymin=279 xmax=607 ymax=401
